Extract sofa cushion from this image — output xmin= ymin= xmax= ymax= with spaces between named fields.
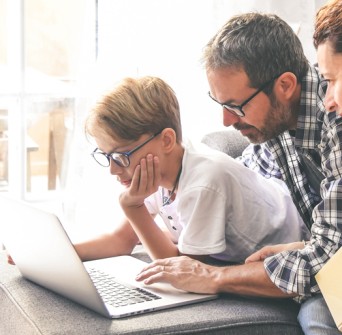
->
xmin=201 ymin=128 xmax=250 ymax=158
xmin=0 ymin=251 xmax=303 ymax=335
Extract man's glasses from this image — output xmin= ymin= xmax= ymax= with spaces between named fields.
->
xmin=91 ymin=130 xmax=162 ymax=168
xmin=208 ymin=74 xmax=281 ymax=117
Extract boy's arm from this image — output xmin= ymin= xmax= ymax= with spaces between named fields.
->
xmin=121 ymin=204 xmax=180 ymax=260
xmin=74 ymin=218 xmax=140 ymax=261
xmin=119 ymin=154 xmax=179 ymax=260
xmin=6 ymin=218 xmax=140 ymax=265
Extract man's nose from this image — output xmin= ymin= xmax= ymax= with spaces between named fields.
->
xmin=222 ymin=108 xmax=240 ymax=127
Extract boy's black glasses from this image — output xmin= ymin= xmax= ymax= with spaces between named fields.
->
xmin=91 ymin=130 xmax=162 ymax=168
xmin=208 ymin=74 xmax=281 ymax=117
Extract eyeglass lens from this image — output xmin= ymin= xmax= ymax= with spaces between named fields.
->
xmin=91 ymin=131 xmax=162 ymax=168
xmin=92 ymin=150 xmax=129 ymax=167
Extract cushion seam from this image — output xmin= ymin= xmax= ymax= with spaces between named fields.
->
xmin=0 ymin=281 xmax=43 ymax=335
xmin=140 ymin=320 xmax=302 ymax=335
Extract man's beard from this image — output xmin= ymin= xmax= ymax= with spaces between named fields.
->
xmin=234 ymin=96 xmax=296 ymax=144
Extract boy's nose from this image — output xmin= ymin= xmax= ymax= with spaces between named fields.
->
xmin=109 ymin=159 xmax=123 ymax=175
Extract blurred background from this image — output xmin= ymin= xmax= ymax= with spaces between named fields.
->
xmin=0 ymin=0 xmax=326 ymax=241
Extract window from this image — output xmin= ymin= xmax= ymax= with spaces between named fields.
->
xmin=0 ymin=0 xmax=95 ymax=205
xmin=0 ymin=0 xmax=326 ymax=239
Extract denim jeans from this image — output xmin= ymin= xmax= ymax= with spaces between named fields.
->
xmin=298 ymin=294 xmax=340 ymax=335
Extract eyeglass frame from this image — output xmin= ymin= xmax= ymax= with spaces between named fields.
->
xmin=208 ymin=74 xmax=281 ymax=117
xmin=91 ymin=130 xmax=162 ymax=168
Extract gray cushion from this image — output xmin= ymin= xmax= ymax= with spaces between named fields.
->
xmin=201 ymin=128 xmax=250 ymax=158
xmin=0 ymin=251 xmax=303 ymax=335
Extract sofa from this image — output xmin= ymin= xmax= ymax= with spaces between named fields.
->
xmin=0 ymin=128 xmax=304 ymax=335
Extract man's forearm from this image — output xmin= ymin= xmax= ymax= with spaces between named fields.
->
xmin=215 ymin=261 xmax=295 ymax=298
xmin=137 ymin=256 xmax=296 ymax=298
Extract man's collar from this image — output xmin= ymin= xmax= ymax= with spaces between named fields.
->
xmin=293 ymin=64 xmax=326 ymax=149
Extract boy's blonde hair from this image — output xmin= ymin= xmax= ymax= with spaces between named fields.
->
xmin=85 ymin=76 xmax=182 ymax=142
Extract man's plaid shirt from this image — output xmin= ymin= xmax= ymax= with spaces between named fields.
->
xmin=239 ymin=65 xmax=342 ymax=300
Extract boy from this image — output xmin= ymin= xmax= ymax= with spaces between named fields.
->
xmin=80 ymin=75 xmax=309 ymax=263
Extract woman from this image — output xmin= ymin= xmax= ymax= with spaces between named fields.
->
xmin=298 ymin=0 xmax=342 ymax=334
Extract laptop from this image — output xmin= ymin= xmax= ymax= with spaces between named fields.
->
xmin=0 ymin=196 xmax=217 ymax=318
xmin=315 ymin=247 xmax=342 ymax=331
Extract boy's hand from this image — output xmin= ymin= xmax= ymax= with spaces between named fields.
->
xmin=120 ymin=154 xmax=161 ymax=208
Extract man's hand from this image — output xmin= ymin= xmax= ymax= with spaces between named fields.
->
xmin=120 ymin=154 xmax=161 ymax=208
xmin=136 ymin=255 xmax=292 ymax=298
xmin=135 ymin=256 xmax=219 ymax=294
xmin=245 ymin=241 xmax=305 ymax=263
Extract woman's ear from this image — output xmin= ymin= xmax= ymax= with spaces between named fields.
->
xmin=160 ymin=128 xmax=177 ymax=153
xmin=274 ymin=72 xmax=298 ymax=100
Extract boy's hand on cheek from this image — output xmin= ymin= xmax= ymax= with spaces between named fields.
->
xmin=119 ymin=154 xmax=161 ymax=209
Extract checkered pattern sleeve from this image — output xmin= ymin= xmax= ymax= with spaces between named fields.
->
xmin=264 ymin=112 xmax=342 ymax=300
xmin=237 ymin=143 xmax=282 ymax=180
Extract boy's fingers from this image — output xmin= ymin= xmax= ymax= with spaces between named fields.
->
xmin=146 ymin=154 xmax=155 ymax=189
xmin=130 ymin=164 xmax=141 ymax=192
xmin=152 ymin=156 xmax=161 ymax=188
xmin=136 ymin=158 xmax=147 ymax=191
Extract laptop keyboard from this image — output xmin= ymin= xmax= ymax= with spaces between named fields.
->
xmin=88 ymin=268 xmax=161 ymax=307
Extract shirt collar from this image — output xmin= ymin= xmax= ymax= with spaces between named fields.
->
xmin=294 ymin=64 xmax=326 ymax=150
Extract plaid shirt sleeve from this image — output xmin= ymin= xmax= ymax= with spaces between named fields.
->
xmin=237 ymin=143 xmax=283 ymax=180
xmin=264 ymin=113 xmax=342 ymax=301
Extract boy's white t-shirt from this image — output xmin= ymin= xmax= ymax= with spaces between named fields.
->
xmin=145 ymin=190 xmax=183 ymax=243
xmin=145 ymin=140 xmax=309 ymax=263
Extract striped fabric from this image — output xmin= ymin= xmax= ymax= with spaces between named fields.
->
xmin=239 ymin=65 xmax=342 ymax=300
